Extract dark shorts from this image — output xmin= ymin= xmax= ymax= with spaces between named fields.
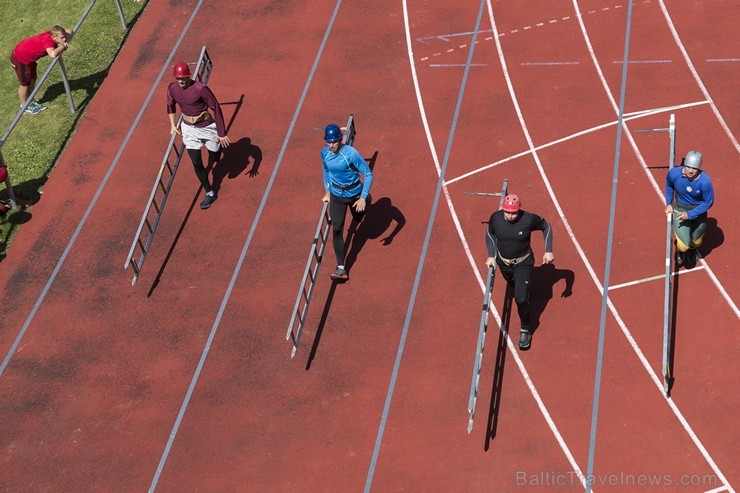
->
xmin=10 ymin=52 xmax=37 ymax=86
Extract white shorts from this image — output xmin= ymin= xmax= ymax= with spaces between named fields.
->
xmin=181 ymin=122 xmax=221 ymax=152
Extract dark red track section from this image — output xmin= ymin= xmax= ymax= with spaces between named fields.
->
xmin=0 ymin=0 xmax=736 ymax=491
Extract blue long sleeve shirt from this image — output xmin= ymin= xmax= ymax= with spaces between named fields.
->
xmin=665 ymin=166 xmax=714 ymax=219
xmin=321 ymin=144 xmax=373 ymax=199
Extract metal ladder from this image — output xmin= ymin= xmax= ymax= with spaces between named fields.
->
xmin=124 ymin=47 xmax=213 ymax=285
xmin=636 ymin=114 xmax=677 ymax=396
xmin=286 ymin=114 xmax=356 ymax=357
xmin=467 ymin=178 xmax=508 ymax=433
xmin=661 ymin=114 xmax=677 ymax=396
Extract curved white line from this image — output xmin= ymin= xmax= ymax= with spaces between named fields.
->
xmin=403 ymin=0 xmax=588 ymax=487
xmin=657 ymin=0 xmax=739 ymax=152
xmin=570 ymin=0 xmax=738 ymax=318
xmin=571 ymin=0 xmax=735 ymax=489
xmin=444 ymin=100 xmax=709 ymax=185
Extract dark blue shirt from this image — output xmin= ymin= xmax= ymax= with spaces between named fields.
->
xmin=665 ymin=166 xmax=714 ymax=219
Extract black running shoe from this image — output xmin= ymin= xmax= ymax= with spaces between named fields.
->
xmin=518 ymin=330 xmax=532 ymax=350
xmin=200 ymin=193 xmax=217 ymax=210
xmin=675 ymin=250 xmax=685 ymax=267
xmin=684 ymin=249 xmax=698 ymax=269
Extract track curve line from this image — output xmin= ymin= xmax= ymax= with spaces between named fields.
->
xmin=401 ymin=0 xmax=589 ymax=489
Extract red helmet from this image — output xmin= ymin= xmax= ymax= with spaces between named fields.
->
xmin=0 ymin=166 xmax=7 ymax=182
xmin=502 ymin=194 xmax=520 ymax=212
xmin=173 ymin=61 xmax=191 ymax=78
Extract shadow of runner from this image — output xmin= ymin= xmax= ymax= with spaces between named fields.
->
xmin=528 ymin=263 xmax=575 ymax=335
xmin=698 ymin=217 xmax=724 ymax=259
xmin=344 ymin=196 xmax=405 ymax=272
xmin=485 ymin=285 xmax=513 ymax=450
xmin=305 ymin=280 xmax=340 ymax=370
xmin=212 ymin=137 xmax=263 ymax=194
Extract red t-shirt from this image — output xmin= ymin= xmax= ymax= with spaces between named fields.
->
xmin=13 ymin=31 xmax=55 ymax=64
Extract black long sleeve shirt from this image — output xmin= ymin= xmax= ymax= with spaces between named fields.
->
xmin=485 ymin=210 xmax=553 ymax=259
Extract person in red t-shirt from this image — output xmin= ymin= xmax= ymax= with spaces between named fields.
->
xmin=10 ymin=25 xmax=73 ymax=114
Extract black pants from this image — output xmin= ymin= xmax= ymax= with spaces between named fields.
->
xmin=187 ymin=148 xmax=221 ymax=193
xmin=329 ymin=193 xmax=365 ymax=265
xmin=496 ymin=254 xmax=534 ymax=330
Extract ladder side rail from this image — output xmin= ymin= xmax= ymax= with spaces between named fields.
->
xmin=286 ymin=202 xmax=330 ymax=342
xmin=130 ymin=143 xmax=187 ymax=281
xmin=125 ymin=47 xmax=212 ymax=278
xmin=124 ymin=132 xmax=183 ymax=269
xmin=468 ymin=178 xmax=507 ymax=433
xmin=662 ymin=114 xmax=676 ymax=395
xmin=468 ymin=266 xmax=494 ymax=414
xmin=290 ymin=208 xmax=332 ymax=357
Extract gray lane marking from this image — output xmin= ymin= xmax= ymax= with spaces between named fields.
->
xmin=0 ymin=1 xmax=205 ymax=377
xmin=585 ymin=0 xmax=635 ymax=491
xmin=363 ymin=0 xmax=488 ymax=491
xmin=147 ymin=0 xmax=345 ymax=490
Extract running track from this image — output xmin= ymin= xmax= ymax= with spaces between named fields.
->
xmin=0 ymin=0 xmax=737 ymax=491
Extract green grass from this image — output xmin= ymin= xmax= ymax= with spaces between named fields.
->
xmin=0 ymin=0 xmax=146 ymax=257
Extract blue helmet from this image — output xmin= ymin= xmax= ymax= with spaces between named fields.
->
xmin=324 ymin=123 xmax=342 ymax=143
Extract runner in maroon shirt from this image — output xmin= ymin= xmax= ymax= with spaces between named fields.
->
xmin=10 ymin=25 xmax=73 ymax=114
xmin=167 ymin=61 xmax=230 ymax=209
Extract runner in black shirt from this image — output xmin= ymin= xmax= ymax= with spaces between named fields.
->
xmin=485 ymin=194 xmax=554 ymax=350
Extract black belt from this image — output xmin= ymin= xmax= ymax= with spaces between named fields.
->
xmin=674 ymin=201 xmax=697 ymax=211
xmin=331 ymin=181 xmax=360 ymax=191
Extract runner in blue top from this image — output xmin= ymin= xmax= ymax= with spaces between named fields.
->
xmin=664 ymin=150 xmax=714 ymax=268
xmin=321 ymin=123 xmax=373 ymax=281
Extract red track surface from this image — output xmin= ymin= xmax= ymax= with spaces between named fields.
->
xmin=0 ymin=0 xmax=737 ymax=491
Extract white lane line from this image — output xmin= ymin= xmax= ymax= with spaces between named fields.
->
xmin=443 ymin=100 xmax=710 ymax=185
xmin=521 ymin=61 xmax=580 ymax=66
xmin=570 ymin=0 xmax=736 ymax=489
xmin=581 ymin=0 xmax=740 ymax=319
xmin=658 ymin=0 xmax=740 ymax=152
xmin=403 ymin=0 xmax=589 ymax=488
xmin=607 ymin=266 xmax=704 ymax=291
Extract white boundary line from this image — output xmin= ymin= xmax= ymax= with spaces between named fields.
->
xmin=403 ymin=0 xmax=589 ymax=489
xmin=573 ymin=0 xmax=735 ymax=489
xmin=412 ymin=1 xmax=736 ymax=491
xmin=581 ymin=3 xmax=739 ymax=320
xmin=568 ymin=2 xmax=740 ymax=319
xmin=607 ymin=266 xmax=703 ymax=291
xmin=705 ymin=486 xmax=731 ymax=493
xmin=657 ymin=0 xmax=739 ymax=152
xmin=444 ymin=100 xmax=709 ymax=185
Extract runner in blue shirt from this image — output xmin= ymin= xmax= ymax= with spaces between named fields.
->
xmin=664 ymin=150 xmax=714 ymax=268
xmin=321 ymin=123 xmax=373 ymax=281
